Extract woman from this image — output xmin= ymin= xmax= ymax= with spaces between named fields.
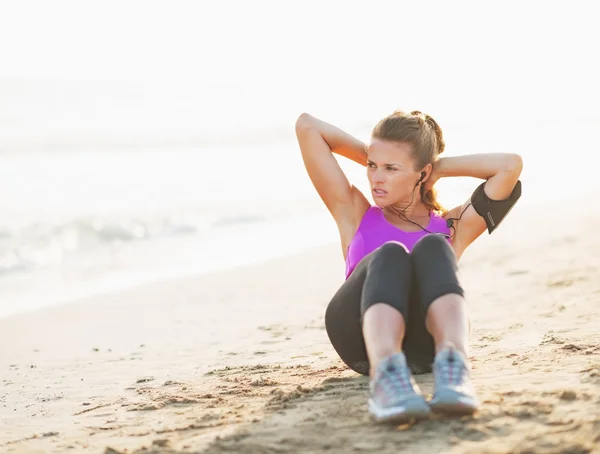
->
xmin=295 ymin=110 xmax=522 ymax=423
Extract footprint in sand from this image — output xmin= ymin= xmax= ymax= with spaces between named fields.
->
xmin=540 ymin=333 xmax=566 ymax=345
xmin=580 ymin=365 xmax=600 ymax=384
xmin=480 ymin=335 xmax=501 ymax=342
xmin=136 ymin=377 xmax=154 ymax=384
xmin=260 ymin=340 xmax=281 ymax=345
xmin=257 ymin=324 xmax=288 ymax=338
xmin=558 ymin=390 xmax=578 ymax=401
xmin=546 ymin=270 xmax=589 ymax=288
xmin=547 ymin=278 xmax=574 ymax=288
xmin=303 ymin=319 xmax=325 ymax=330
xmin=561 ymin=343 xmax=600 ymax=355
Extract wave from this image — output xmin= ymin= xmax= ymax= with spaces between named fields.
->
xmin=0 ymin=211 xmax=268 ymax=278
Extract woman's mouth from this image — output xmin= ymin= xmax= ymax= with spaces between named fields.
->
xmin=373 ymin=188 xmax=388 ymax=197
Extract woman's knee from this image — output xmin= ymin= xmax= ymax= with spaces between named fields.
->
xmin=412 ymin=234 xmax=456 ymax=271
xmin=411 ymin=234 xmax=464 ymax=311
xmin=365 ymin=241 xmax=411 ymax=278
xmin=371 ymin=241 xmax=410 ymax=265
xmin=412 ymin=234 xmax=452 ymax=259
xmin=361 ymin=241 xmax=412 ymax=318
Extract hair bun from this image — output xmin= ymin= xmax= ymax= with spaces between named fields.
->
xmin=424 ymin=114 xmax=445 ymax=155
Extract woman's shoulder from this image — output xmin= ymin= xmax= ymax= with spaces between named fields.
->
xmin=441 ymin=206 xmax=459 ymax=220
xmin=430 ymin=209 xmax=451 ymax=231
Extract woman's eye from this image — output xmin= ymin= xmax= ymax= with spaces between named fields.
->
xmin=386 ymin=166 xmax=396 ymax=171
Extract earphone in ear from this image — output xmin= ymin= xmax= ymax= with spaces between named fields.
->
xmin=415 ymin=171 xmax=426 ymax=187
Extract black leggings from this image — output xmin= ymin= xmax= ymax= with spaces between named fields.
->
xmin=325 ymin=234 xmax=464 ymax=376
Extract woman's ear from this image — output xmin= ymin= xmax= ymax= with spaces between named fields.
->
xmin=420 ymin=163 xmax=433 ymax=183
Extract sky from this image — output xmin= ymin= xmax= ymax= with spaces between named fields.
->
xmin=0 ymin=0 xmax=598 ymax=145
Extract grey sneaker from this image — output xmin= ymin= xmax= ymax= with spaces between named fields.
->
xmin=368 ymin=352 xmax=431 ymax=423
xmin=429 ymin=345 xmax=479 ymax=414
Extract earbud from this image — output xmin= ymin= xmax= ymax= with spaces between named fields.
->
xmin=415 ymin=171 xmax=426 ymax=187
xmin=446 ymin=219 xmax=454 ymax=228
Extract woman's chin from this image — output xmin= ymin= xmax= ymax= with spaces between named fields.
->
xmin=371 ymin=192 xmax=389 ymax=205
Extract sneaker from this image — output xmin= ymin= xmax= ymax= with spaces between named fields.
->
xmin=368 ymin=352 xmax=431 ymax=423
xmin=429 ymin=345 xmax=479 ymax=414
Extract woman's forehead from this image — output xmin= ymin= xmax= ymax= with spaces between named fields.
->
xmin=367 ymin=139 xmax=414 ymax=163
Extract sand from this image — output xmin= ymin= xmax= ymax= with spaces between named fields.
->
xmin=1 ymin=199 xmax=599 ymax=454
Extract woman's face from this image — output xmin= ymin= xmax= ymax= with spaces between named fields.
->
xmin=366 ymin=139 xmax=421 ymax=206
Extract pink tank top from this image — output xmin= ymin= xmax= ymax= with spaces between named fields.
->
xmin=345 ymin=206 xmax=451 ymax=278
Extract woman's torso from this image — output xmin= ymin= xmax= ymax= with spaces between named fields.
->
xmin=344 ymin=205 xmax=451 ymax=278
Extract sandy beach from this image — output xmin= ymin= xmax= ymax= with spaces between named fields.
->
xmin=1 ymin=197 xmax=599 ymax=454
xmin=2 ymin=2 xmax=599 ymax=452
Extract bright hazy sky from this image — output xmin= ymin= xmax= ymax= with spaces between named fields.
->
xmin=0 ymin=0 xmax=598 ymax=142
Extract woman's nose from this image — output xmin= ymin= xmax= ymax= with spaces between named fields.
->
xmin=371 ymin=170 xmax=384 ymax=183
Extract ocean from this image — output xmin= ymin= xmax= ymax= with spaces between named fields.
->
xmin=1 ymin=80 xmax=598 ymax=319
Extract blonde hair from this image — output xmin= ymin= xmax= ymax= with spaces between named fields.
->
xmin=371 ymin=110 xmax=446 ymax=214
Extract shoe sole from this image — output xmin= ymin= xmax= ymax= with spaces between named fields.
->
xmin=368 ymin=395 xmax=431 ymax=423
xmin=429 ymin=389 xmax=478 ymax=415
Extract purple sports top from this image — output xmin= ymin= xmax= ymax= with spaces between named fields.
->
xmin=344 ymin=206 xmax=451 ymax=279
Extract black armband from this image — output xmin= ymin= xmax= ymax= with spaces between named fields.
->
xmin=471 ymin=180 xmax=522 ymax=234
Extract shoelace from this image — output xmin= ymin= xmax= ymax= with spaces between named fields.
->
xmin=436 ymin=356 xmax=468 ymax=387
xmin=375 ymin=363 xmax=413 ymax=401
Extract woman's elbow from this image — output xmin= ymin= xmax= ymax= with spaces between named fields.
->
xmin=295 ymin=113 xmax=316 ymax=134
xmin=505 ymin=153 xmax=523 ymax=175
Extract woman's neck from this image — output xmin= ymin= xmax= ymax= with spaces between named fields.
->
xmin=383 ymin=200 xmax=429 ymax=220
xmin=382 ymin=202 xmax=431 ymax=232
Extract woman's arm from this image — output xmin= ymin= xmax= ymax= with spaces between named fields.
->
xmin=297 ymin=114 xmax=368 ymax=165
xmin=435 ymin=153 xmax=522 ymax=197
xmin=295 ymin=113 xmax=369 ymax=223
xmin=433 ymin=153 xmax=523 ymax=255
